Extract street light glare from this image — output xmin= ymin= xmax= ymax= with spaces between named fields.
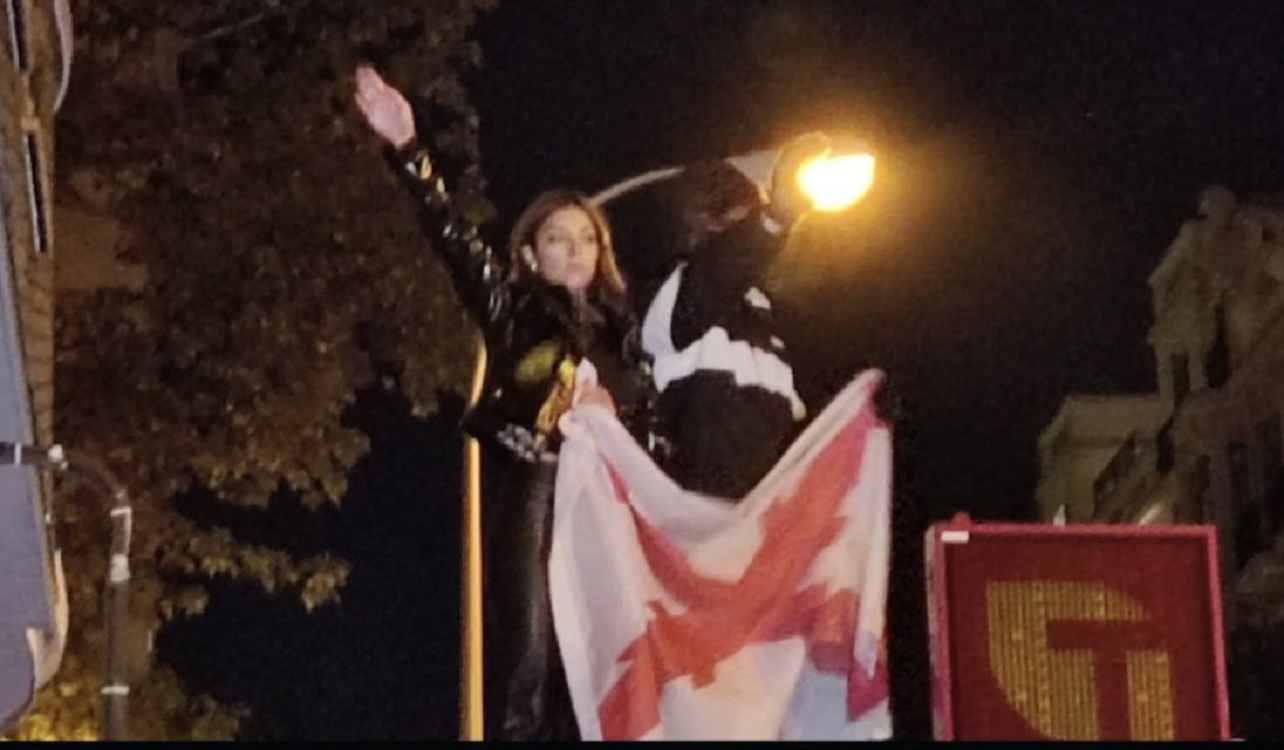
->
xmin=797 ymin=152 xmax=876 ymax=212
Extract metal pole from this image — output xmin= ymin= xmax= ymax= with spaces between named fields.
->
xmin=55 ymin=448 xmax=131 ymax=742
xmin=459 ymin=339 xmax=487 ymax=741
xmin=2 ymin=443 xmax=133 ymax=741
xmin=589 ymin=166 xmax=682 ymax=206
xmin=101 ymin=487 xmax=130 ymax=743
xmin=588 ymin=149 xmax=781 ymax=208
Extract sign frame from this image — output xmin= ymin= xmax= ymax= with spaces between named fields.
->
xmin=924 ymin=514 xmax=1231 ymax=741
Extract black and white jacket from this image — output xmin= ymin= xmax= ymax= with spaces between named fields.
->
xmin=641 ymin=207 xmax=804 ymax=499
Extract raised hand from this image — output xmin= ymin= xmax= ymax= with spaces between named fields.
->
xmin=353 ymin=64 xmax=417 ymax=150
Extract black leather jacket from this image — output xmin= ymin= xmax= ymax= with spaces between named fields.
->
xmin=387 ymin=140 xmax=653 ymax=463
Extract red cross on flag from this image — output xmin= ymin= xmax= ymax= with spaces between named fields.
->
xmin=549 ymin=369 xmax=893 ymax=740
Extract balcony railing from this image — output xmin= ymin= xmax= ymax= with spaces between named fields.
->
xmin=1092 ymin=423 xmax=1176 ymax=522
xmin=1093 ymin=433 xmax=1141 ymax=502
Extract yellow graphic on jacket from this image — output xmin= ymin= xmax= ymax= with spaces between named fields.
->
xmin=516 ymin=341 xmax=579 ymax=436
xmin=535 ymin=357 xmax=579 ymax=436
xmin=515 ymin=341 xmax=563 ymax=385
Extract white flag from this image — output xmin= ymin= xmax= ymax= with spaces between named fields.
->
xmin=549 ymin=369 xmax=893 ymax=740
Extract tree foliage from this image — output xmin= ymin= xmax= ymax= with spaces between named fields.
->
xmin=11 ymin=0 xmax=495 ymax=739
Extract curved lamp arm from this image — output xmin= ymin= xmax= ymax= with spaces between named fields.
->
xmin=589 ymin=139 xmax=874 ymax=213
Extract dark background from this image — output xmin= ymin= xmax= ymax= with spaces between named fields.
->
xmin=464 ymin=3 xmax=1283 ymax=734
xmin=161 ymin=0 xmax=1284 ymax=739
xmin=468 ymin=0 xmax=1284 ymax=525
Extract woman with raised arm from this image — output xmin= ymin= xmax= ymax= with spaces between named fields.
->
xmin=354 ymin=64 xmax=650 ymax=740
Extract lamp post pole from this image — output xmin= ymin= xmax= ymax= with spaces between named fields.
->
xmin=459 ymin=339 xmax=487 ymax=741
xmin=588 ymin=150 xmax=780 ymax=206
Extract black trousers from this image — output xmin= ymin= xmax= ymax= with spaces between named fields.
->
xmin=481 ymin=454 xmax=580 ymax=741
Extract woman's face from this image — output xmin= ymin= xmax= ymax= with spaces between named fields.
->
xmin=532 ymin=205 xmax=600 ymax=293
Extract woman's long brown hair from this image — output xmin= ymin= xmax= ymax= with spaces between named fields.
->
xmin=507 ymin=189 xmax=630 ymax=323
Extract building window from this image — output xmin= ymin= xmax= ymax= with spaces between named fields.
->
xmin=1155 ymin=417 xmax=1175 ymax=472
xmin=1236 ymin=506 xmax=1264 ymax=570
xmin=1229 ymin=441 xmax=1253 ymax=506
xmin=1229 ymin=441 xmax=1262 ymax=569
xmin=22 ymin=130 xmax=48 ymax=254
xmin=1204 ymin=304 xmax=1230 ymax=389
xmin=1189 ymin=455 xmax=1210 ymax=523
xmin=1259 ymin=413 xmax=1284 ymax=537
xmin=1171 ymin=353 xmax=1190 ymax=407
xmin=6 ymin=0 xmax=27 ymax=70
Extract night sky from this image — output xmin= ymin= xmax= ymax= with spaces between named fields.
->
xmin=162 ymin=0 xmax=1284 ymax=739
xmin=464 ymin=3 xmax=1284 ymax=736
xmin=468 ymin=0 xmax=1284 ymax=522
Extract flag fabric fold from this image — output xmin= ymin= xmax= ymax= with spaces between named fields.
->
xmin=548 ymin=368 xmax=893 ymax=741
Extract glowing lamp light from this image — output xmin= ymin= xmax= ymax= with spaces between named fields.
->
xmin=796 ymin=151 xmax=876 ymax=212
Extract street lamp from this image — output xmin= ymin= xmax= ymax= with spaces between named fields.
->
xmin=796 ymin=151 xmax=876 ymax=212
xmin=1 ymin=442 xmax=131 ymax=741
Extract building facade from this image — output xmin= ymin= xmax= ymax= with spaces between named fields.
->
xmin=1 ymin=0 xmax=70 ymax=730
xmin=1035 ymin=394 xmax=1170 ymax=524
xmin=1036 ymin=186 xmax=1284 ymax=584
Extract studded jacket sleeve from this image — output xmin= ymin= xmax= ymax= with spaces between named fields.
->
xmin=386 ymin=139 xmax=511 ymax=337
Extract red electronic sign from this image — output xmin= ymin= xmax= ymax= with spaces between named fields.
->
xmin=925 ymin=515 xmax=1231 ymax=741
